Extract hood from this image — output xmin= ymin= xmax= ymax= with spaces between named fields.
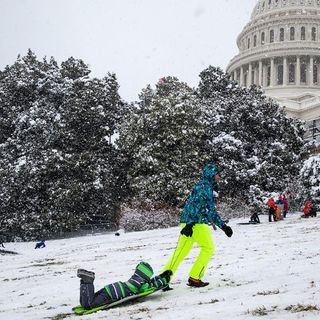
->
xmin=202 ymin=163 xmax=223 ymax=181
xmin=135 ymin=262 xmax=154 ymax=280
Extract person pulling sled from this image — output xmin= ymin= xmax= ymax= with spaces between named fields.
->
xmin=162 ymin=162 xmax=233 ymax=288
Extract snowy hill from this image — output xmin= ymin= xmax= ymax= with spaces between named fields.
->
xmin=1 ymin=213 xmax=319 ymax=320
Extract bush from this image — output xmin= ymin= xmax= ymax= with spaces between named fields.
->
xmin=119 ymin=203 xmax=179 ymax=232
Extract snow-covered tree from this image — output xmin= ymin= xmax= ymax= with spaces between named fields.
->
xmin=298 ymin=155 xmax=320 ymax=202
xmin=198 ymin=66 xmax=306 ymax=201
xmin=118 ymin=77 xmax=208 ymax=206
xmin=0 ymin=51 xmax=126 ymax=240
xmin=61 ymin=56 xmax=91 ymax=80
xmin=119 ymin=67 xmax=306 ymax=212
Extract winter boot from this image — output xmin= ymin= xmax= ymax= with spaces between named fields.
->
xmin=162 ymin=285 xmax=174 ymax=291
xmin=77 ymin=269 xmax=95 ymax=283
xmin=187 ymin=277 xmax=209 ymax=287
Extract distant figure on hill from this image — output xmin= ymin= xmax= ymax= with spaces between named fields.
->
xmin=276 ymin=194 xmax=284 ymax=220
xmin=267 ymin=196 xmax=277 ymax=222
xmin=35 ymin=240 xmax=46 ymax=249
xmin=283 ymin=194 xmax=289 ymax=218
xmin=0 ymin=234 xmax=5 ymax=248
xmin=249 ymin=204 xmax=261 ymax=224
xmin=302 ymin=200 xmax=317 ymax=218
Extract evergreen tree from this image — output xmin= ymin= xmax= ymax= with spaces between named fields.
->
xmin=0 ymin=51 xmax=126 ymax=240
xmin=198 ymin=66 xmax=306 ymax=200
xmin=118 ymin=67 xmax=305 ymax=211
xmin=298 ymin=155 xmax=320 ymax=202
xmin=61 ymin=56 xmax=91 ymax=80
xmin=0 ymin=49 xmax=45 ymax=143
xmin=0 ymin=51 xmax=68 ymax=239
xmin=53 ymin=72 xmax=125 ymax=229
xmin=118 ymin=77 xmax=207 ymax=206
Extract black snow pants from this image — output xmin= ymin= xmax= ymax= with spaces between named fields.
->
xmin=80 ymin=282 xmax=109 ymax=309
xmin=268 ymin=208 xmax=276 ymax=222
xmin=250 ymin=212 xmax=260 ymax=223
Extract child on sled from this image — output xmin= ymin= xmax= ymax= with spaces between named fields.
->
xmin=77 ymin=262 xmax=171 ymax=310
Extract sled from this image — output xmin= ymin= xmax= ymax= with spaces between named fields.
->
xmin=0 ymin=249 xmax=18 ymax=255
xmin=237 ymin=221 xmax=260 ymax=225
xmin=72 ymin=285 xmax=168 ymax=315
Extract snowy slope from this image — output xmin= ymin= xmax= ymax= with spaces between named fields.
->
xmin=0 ymin=213 xmax=319 ymax=320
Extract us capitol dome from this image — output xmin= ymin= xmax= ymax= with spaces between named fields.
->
xmin=226 ymin=0 xmax=320 ymax=141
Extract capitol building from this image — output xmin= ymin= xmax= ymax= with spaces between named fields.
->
xmin=226 ymin=0 xmax=320 ymax=141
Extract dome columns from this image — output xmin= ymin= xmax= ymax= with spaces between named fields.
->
xmin=310 ymin=56 xmax=314 ymax=86
xmin=230 ymin=55 xmax=320 ymax=88
xmin=283 ymin=57 xmax=288 ymax=86
xmin=270 ymin=58 xmax=275 ymax=86
xmin=259 ymin=60 xmax=263 ymax=86
xmin=248 ymin=63 xmax=253 ymax=86
xmin=296 ymin=56 xmax=301 ymax=86
xmin=227 ymin=0 xmax=320 ymax=128
xmin=240 ymin=66 xmax=244 ymax=86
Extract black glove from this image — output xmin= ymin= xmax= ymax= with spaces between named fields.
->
xmin=221 ymin=224 xmax=233 ymax=237
xmin=160 ymin=270 xmax=173 ymax=283
xmin=180 ymin=224 xmax=194 ymax=237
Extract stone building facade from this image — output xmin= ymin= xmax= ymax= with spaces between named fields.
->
xmin=226 ymin=0 xmax=320 ymax=142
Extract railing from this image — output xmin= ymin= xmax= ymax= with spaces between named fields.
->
xmin=227 ymin=41 xmax=320 ymax=71
xmin=305 ymin=118 xmax=320 ymax=143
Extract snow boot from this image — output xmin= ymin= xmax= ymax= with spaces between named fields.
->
xmin=162 ymin=285 xmax=174 ymax=291
xmin=187 ymin=277 xmax=209 ymax=287
xmin=77 ymin=269 xmax=95 ymax=283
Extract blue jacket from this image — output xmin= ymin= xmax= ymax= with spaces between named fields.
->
xmin=180 ymin=164 xmax=225 ymax=228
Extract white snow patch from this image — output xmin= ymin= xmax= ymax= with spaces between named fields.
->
xmin=1 ymin=214 xmax=320 ymax=320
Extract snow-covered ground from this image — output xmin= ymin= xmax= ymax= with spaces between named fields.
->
xmin=1 ymin=213 xmax=319 ymax=320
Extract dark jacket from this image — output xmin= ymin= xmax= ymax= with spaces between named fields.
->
xmin=103 ymin=262 xmax=168 ymax=302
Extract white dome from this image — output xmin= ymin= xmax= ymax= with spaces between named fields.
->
xmin=226 ymin=0 xmax=320 ymax=135
xmin=251 ymin=0 xmax=320 ymax=19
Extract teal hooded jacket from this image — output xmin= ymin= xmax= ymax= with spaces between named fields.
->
xmin=180 ymin=164 xmax=225 ymax=228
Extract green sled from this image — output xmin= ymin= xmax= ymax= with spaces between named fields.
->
xmin=72 ymin=285 xmax=167 ymax=315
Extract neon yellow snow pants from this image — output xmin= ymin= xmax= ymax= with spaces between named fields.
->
xmin=162 ymin=224 xmax=215 ymax=280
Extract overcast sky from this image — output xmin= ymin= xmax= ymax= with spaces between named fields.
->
xmin=0 ymin=0 xmax=257 ymax=101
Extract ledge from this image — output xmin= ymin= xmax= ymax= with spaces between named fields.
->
xmin=227 ymin=42 xmax=320 ymax=72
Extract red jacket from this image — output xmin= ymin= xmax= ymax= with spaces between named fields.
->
xmin=267 ymin=197 xmax=277 ymax=209
xmin=304 ymin=202 xmax=312 ymax=215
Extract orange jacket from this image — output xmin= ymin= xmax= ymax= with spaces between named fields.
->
xmin=275 ymin=207 xmax=281 ymax=221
